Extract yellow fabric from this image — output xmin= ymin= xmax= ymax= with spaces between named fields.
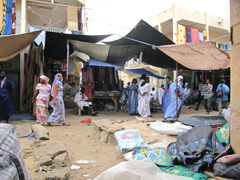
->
xmin=203 ymin=30 xmax=207 ymax=42
xmin=75 ymin=61 xmax=81 ymax=76
xmin=177 ymin=24 xmax=186 ymax=44
xmin=0 ymin=0 xmax=3 ymax=30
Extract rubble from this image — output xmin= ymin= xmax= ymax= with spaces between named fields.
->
xmin=45 ymin=169 xmax=69 ymax=180
xmin=32 ymin=124 xmax=49 ymax=140
xmin=53 ymin=152 xmax=68 ymax=166
xmin=38 ymin=155 xmax=53 ymax=167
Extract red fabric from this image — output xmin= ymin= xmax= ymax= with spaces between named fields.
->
xmin=11 ymin=1 xmax=16 ymax=34
xmin=185 ymin=27 xmax=192 ymax=42
xmin=174 ymin=88 xmax=180 ymax=97
xmin=191 ymin=28 xmax=199 ymax=42
xmin=83 ymin=84 xmax=92 ymax=99
xmin=81 ymin=118 xmax=92 ymax=123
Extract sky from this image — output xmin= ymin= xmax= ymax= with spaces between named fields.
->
xmin=86 ymin=0 xmax=230 ymax=37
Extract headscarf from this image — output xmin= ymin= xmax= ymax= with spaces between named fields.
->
xmin=39 ymin=75 xmax=49 ymax=84
xmin=177 ymin=75 xmax=183 ymax=82
xmin=51 ymin=73 xmax=63 ymax=96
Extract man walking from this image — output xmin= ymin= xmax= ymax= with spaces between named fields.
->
xmin=195 ymin=80 xmax=204 ymax=111
xmin=203 ymin=79 xmax=213 ymax=115
xmin=0 ymin=71 xmax=14 ymax=123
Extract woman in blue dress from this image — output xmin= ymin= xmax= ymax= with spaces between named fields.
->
xmin=0 ymin=71 xmax=14 ymax=123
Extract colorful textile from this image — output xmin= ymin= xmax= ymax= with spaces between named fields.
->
xmin=185 ymin=27 xmax=191 ymax=42
xmin=0 ymin=0 xmax=7 ymax=35
xmin=167 ymin=123 xmax=225 ymax=172
xmin=83 ymin=84 xmax=92 ymax=99
xmin=4 ymin=0 xmax=12 ymax=35
xmin=133 ymin=147 xmax=164 ymax=163
xmin=216 ymin=124 xmax=229 ymax=145
xmin=83 ymin=66 xmax=93 ymax=83
xmin=11 ymin=0 xmax=15 ymax=34
xmin=48 ymin=73 xmax=66 ymax=124
xmin=36 ymin=83 xmax=51 ymax=107
xmin=159 ymin=165 xmax=214 ymax=180
xmin=155 ymin=153 xmax=174 ymax=166
xmin=0 ymin=78 xmax=14 ymax=120
xmin=199 ymin=30 xmax=204 ymax=42
xmin=203 ymin=30 xmax=207 ymax=42
xmin=0 ymin=0 xmax=4 ymax=30
xmin=164 ymin=82 xmax=184 ymax=120
xmin=177 ymin=24 xmax=186 ymax=44
xmin=0 ymin=124 xmax=30 ymax=180
xmin=36 ymin=105 xmax=48 ymax=124
xmin=128 ymin=84 xmax=138 ymax=114
xmin=115 ymin=129 xmax=145 ymax=151
xmin=191 ymin=28 xmax=199 ymax=42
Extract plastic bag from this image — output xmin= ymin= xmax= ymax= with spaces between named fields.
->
xmin=94 ymin=159 xmax=191 ymax=180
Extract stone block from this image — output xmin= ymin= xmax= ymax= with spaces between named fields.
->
xmin=53 ymin=152 xmax=68 ymax=166
xmin=32 ymin=124 xmax=49 ymax=140
xmin=45 ymin=169 xmax=69 ymax=180
xmin=38 ymin=155 xmax=52 ymax=167
xmin=16 ymin=124 xmax=32 ymax=138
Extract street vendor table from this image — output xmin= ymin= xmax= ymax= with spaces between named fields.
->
xmin=93 ymin=91 xmax=120 ymax=112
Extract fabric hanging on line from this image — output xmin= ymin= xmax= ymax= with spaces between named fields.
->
xmin=68 ymin=57 xmax=75 ymax=75
xmin=192 ymin=71 xmax=195 ymax=85
xmin=177 ymin=24 xmax=186 ymax=44
xmin=199 ymin=30 xmax=204 ymax=42
xmin=11 ymin=0 xmax=15 ymax=34
xmin=191 ymin=28 xmax=199 ymax=42
xmin=185 ymin=27 xmax=192 ymax=42
xmin=0 ymin=0 xmax=3 ymax=30
xmin=203 ymin=30 xmax=207 ymax=42
xmin=75 ymin=61 xmax=81 ymax=76
xmin=4 ymin=0 xmax=13 ymax=35
xmin=0 ymin=0 xmax=7 ymax=35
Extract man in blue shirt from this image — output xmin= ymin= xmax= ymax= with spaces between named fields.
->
xmin=216 ymin=79 xmax=229 ymax=114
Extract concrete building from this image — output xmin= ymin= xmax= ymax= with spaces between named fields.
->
xmin=230 ymin=0 xmax=240 ymax=154
xmin=120 ymin=3 xmax=230 ymax=90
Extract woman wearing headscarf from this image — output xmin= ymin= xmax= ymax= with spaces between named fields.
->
xmin=32 ymin=75 xmax=51 ymax=125
xmin=48 ymin=73 xmax=69 ymax=126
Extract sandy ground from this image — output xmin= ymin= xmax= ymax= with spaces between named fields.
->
xmin=11 ymin=105 xmax=227 ymax=180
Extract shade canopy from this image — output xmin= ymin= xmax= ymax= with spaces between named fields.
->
xmin=125 ymin=68 xmax=165 ymax=79
xmin=89 ymin=58 xmax=122 ymax=70
xmin=157 ymin=42 xmax=230 ymax=70
xmin=0 ymin=31 xmax=42 ymax=61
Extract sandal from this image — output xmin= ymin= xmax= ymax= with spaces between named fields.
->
xmin=62 ymin=123 xmax=70 ymax=126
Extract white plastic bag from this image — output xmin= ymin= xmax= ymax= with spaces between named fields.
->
xmin=150 ymin=121 xmax=192 ymax=136
xmin=94 ymin=159 xmax=192 ymax=180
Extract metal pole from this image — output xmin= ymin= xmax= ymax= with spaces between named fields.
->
xmin=176 ymin=62 xmax=178 ymax=121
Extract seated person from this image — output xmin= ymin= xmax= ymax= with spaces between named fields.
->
xmin=74 ymin=87 xmax=98 ymax=116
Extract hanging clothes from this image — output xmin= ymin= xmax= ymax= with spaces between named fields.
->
xmin=11 ymin=0 xmax=15 ymax=34
xmin=185 ymin=27 xmax=192 ymax=42
xmin=0 ymin=0 xmax=7 ymax=35
xmin=199 ymin=30 xmax=204 ymax=42
xmin=4 ymin=0 xmax=12 ymax=35
xmin=83 ymin=66 xmax=93 ymax=83
xmin=128 ymin=84 xmax=138 ymax=115
xmin=164 ymin=82 xmax=184 ymax=120
xmin=203 ymin=30 xmax=207 ymax=42
xmin=0 ymin=0 xmax=4 ymax=30
xmin=177 ymin=24 xmax=186 ymax=44
xmin=191 ymin=28 xmax=199 ymax=42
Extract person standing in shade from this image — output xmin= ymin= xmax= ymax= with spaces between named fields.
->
xmin=32 ymin=75 xmax=51 ymax=125
xmin=0 ymin=71 xmax=14 ymax=123
xmin=48 ymin=73 xmax=69 ymax=126
xmin=150 ymin=87 xmax=157 ymax=101
xmin=158 ymin=84 xmax=164 ymax=106
xmin=162 ymin=77 xmax=172 ymax=115
xmin=216 ymin=79 xmax=229 ymax=114
xmin=203 ymin=79 xmax=214 ymax=115
xmin=128 ymin=79 xmax=138 ymax=115
xmin=163 ymin=75 xmax=184 ymax=121
xmin=138 ymin=77 xmax=151 ymax=117
xmin=195 ymin=80 xmax=204 ymax=111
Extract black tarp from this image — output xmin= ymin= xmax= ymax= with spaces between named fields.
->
xmin=105 ymin=20 xmax=187 ymax=70
xmin=44 ymin=32 xmax=111 ymax=60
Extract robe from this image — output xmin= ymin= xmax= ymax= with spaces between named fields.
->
xmin=162 ymin=83 xmax=171 ymax=115
xmin=138 ymin=83 xmax=150 ymax=117
xmin=128 ymin=84 xmax=138 ymax=114
xmin=164 ymin=82 xmax=184 ymax=120
xmin=158 ymin=88 xmax=164 ymax=105
xmin=74 ymin=91 xmax=92 ymax=110
xmin=0 ymin=78 xmax=14 ymax=120
xmin=216 ymin=83 xmax=229 ymax=101
xmin=150 ymin=90 xmax=157 ymax=101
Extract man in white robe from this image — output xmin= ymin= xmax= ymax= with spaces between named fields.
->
xmin=138 ymin=77 xmax=151 ymax=117
xmin=150 ymin=87 xmax=157 ymax=101
xmin=158 ymin=84 xmax=164 ymax=105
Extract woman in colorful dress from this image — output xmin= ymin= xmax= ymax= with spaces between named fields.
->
xmin=48 ymin=73 xmax=69 ymax=126
xmin=32 ymin=75 xmax=51 ymax=125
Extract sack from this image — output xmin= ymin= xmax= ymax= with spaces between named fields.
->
xmin=216 ymin=154 xmax=240 ymax=165
xmin=217 ymin=90 xmax=223 ymax=98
